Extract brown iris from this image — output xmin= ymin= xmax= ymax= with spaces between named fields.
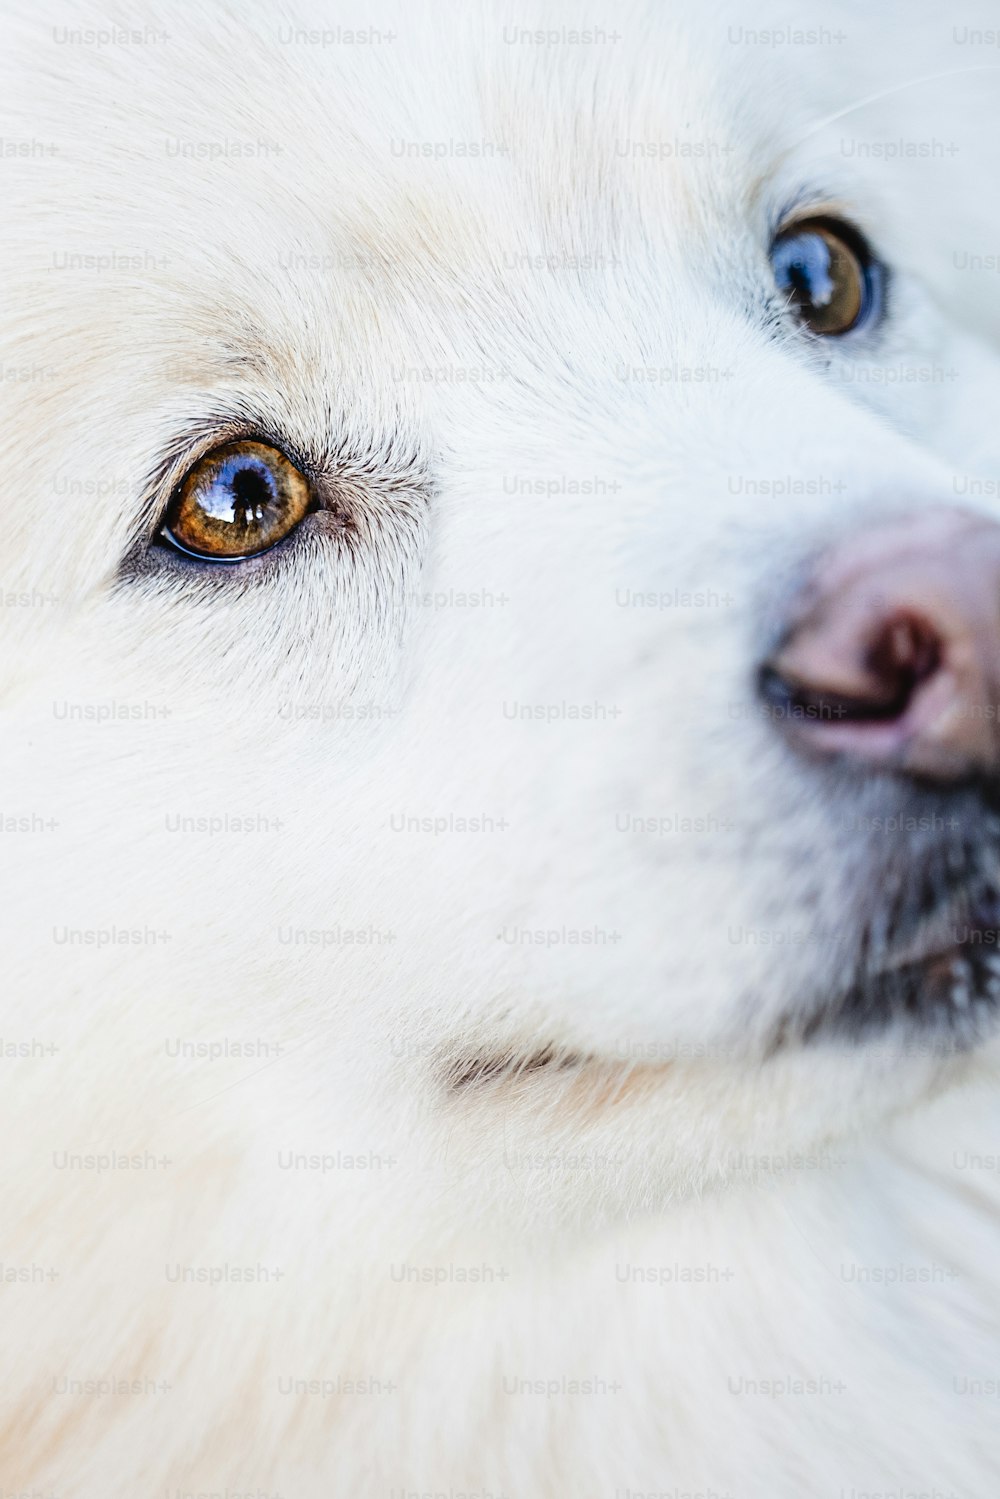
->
xmin=163 ymin=440 xmax=313 ymax=560
xmin=770 ymin=219 xmax=875 ymax=336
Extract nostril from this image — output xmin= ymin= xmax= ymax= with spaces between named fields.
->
xmin=864 ymin=613 xmax=941 ymax=713
xmin=760 ymin=611 xmax=943 ymax=728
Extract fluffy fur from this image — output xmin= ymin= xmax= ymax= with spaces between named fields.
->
xmin=3 ymin=1 xmax=1000 ymax=1493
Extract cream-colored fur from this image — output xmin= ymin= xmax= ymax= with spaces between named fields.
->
xmin=3 ymin=1 xmax=1000 ymax=1493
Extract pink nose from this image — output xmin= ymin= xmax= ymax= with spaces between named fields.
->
xmin=760 ymin=509 xmax=1000 ymax=780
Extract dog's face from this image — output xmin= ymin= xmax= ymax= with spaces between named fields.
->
xmin=6 ymin=0 xmax=1000 ymax=1227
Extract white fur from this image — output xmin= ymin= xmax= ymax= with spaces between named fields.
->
xmin=3 ymin=0 xmax=1000 ymax=1492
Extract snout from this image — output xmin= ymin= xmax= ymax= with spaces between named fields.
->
xmin=760 ymin=508 xmax=1000 ymax=781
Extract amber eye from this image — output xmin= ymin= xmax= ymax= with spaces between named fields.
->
xmin=162 ymin=441 xmax=313 ymax=560
xmin=770 ymin=218 xmax=882 ymax=336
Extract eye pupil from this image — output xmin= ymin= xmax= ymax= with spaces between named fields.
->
xmin=784 ymin=244 xmax=833 ymax=308
xmin=232 ymin=465 xmax=271 ymax=512
xmin=226 ymin=463 xmax=275 ymax=526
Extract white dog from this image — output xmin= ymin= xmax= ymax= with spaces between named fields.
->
xmin=4 ymin=1 xmax=1000 ymax=1493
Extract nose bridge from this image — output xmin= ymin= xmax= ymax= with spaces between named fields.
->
xmin=609 ymin=312 xmax=954 ymax=531
xmin=703 ymin=351 xmax=940 ymax=517
xmin=590 ymin=346 xmax=944 ymax=617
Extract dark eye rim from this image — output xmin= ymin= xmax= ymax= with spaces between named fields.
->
xmin=157 ymin=436 xmax=319 ymax=564
xmin=769 ymin=214 xmax=887 ymax=338
xmin=158 ymin=521 xmax=312 ymax=565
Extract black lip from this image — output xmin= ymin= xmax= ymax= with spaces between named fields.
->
xmin=802 ymin=895 xmax=1000 ymax=1047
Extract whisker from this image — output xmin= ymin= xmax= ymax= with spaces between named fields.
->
xmin=792 ymin=64 xmax=1000 ymax=147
